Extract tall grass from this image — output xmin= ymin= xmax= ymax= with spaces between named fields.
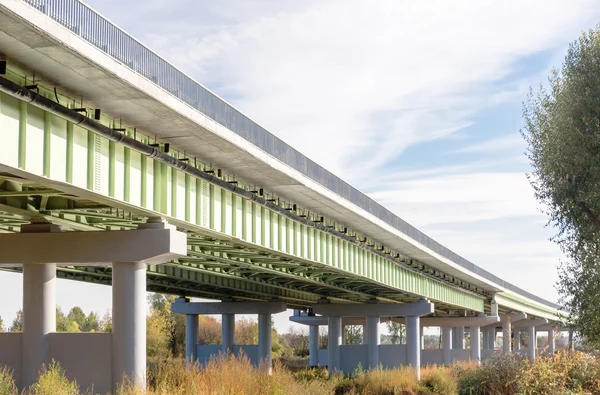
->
xmin=3 ymin=349 xmax=600 ymax=394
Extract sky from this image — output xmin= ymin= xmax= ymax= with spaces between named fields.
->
xmin=2 ymin=0 xmax=600 ymax=333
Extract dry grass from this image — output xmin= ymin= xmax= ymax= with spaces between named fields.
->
xmin=3 ymin=350 xmax=600 ymax=394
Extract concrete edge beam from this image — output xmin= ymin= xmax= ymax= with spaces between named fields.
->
xmin=312 ymin=300 xmax=434 ymax=317
xmin=290 ymin=316 xmax=392 ymax=326
xmin=172 ymin=301 xmax=287 ymax=315
xmin=390 ymin=315 xmax=499 ymax=327
xmin=512 ymin=319 xmax=548 ymax=329
xmin=535 ymin=324 xmax=570 ymax=332
xmin=0 ymin=228 xmax=187 ymax=265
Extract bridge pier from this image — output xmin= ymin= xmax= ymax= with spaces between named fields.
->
xmin=313 ymin=299 xmax=434 ymax=379
xmin=0 ymin=219 xmax=187 ymax=393
xmin=22 ymin=262 xmax=56 ymax=390
xmin=171 ymin=300 xmax=286 ymax=370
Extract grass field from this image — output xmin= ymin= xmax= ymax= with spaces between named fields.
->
xmin=2 ymin=350 xmax=600 ymax=394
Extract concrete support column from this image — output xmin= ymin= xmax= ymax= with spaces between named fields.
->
xmin=22 ymin=263 xmax=56 ymax=390
xmin=362 ymin=323 xmax=368 ymax=345
xmin=406 ymin=316 xmax=421 ymax=380
xmin=112 ymin=261 xmax=146 ymax=390
xmin=366 ymin=316 xmax=380 ymax=369
xmin=186 ymin=314 xmax=199 ymax=363
xmin=222 ymin=313 xmax=235 ymax=354
xmin=309 ymin=325 xmax=319 ymax=367
xmin=502 ymin=321 xmax=511 ymax=354
xmin=548 ymin=327 xmax=555 ymax=356
xmin=470 ymin=326 xmax=481 ymax=364
xmin=527 ymin=326 xmax=536 ymax=360
xmin=488 ymin=327 xmax=496 ymax=351
xmin=482 ymin=328 xmax=489 ymax=351
xmin=515 ymin=329 xmax=521 ymax=351
xmin=328 ymin=316 xmax=342 ymax=375
xmin=568 ymin=329 xmax=574 ymax=350
xmin=456 ymin=327 xmax=465 ymax=349
xmin=442 ymin=327 xmax=452 ymax=365
xmin=258 ymin=313 xmax=272 ymax=369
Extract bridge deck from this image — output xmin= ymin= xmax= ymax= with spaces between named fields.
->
xmin=0 ymin=0 xmax=565 ymax=321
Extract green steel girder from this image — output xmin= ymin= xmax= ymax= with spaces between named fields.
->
xmin=0 ymin=81 xmax=493 ymax=312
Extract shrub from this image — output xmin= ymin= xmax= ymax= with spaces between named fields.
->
xmin=0 ymin=365 xmax=17 ymax=395
xmin=28 ymin=360 xmax=79 ymax=395
xmin=418 ymin=366 xmax=457 ymax=394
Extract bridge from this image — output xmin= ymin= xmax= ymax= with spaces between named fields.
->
xmin=0 ymin=0 xmax=570 ymax=393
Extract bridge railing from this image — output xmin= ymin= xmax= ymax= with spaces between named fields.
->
xmin=18 ymin=0 xmax=561 ymax=311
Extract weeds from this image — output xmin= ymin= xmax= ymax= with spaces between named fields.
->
xmin=2 ymin=349 xmax=600 ymax=394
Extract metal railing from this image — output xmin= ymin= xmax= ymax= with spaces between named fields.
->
xmin=20 ymin=0 xmax=561 ymax=310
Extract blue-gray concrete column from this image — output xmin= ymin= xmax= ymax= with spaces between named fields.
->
xmin=309 ymin=325 xmax=319 ymax=367
xmin=406 ymin=316 xmax=421 ymax=380
xmin=482 ymin=328 xmax=489 ymax=351
xmin=548 ymin=327 xmax=555 ymax=355
xmin=222 ymin=313 xmax=235 ymax=354
xmin=456 ymin=327 xmax=465 ymax=349
xmin=527 ymin=326 xmax=536 ymax=360
xmin=258 ymin=313 xmax=272 ymax=369
xmin=502 ymin=321 xmax=511 ymax=353
xmin=470 ymin=326 xmax=481 ymax=364
xmin=487 ymin=327 xmax=496 ymax=351
xmin=186 ymin=314 xmax=199 ymax=363
xmin=112 ymin=261 xmax=147 ymax=391
xmin=442 ymin=327 xmax=452 ymax=365
xmin=22 ymin=263 xmax=56 ymax=390
xmin=366 ymin=316 xmax=380 ymax=369
xmin=328 ymin=316 xmax=342 ymax=375
xmin=568 ymin=329 xmax=574 ymax=350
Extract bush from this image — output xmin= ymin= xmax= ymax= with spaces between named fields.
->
xmin=419 ymin=366 xmax=457 ymax=394
xmin=28 ymin=360 xmax=79 ymax=395
xmin=0 ymin=365 xmax=17 ymax=395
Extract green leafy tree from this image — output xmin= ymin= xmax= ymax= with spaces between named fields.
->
xmin=82 ymin=312 xmax=100 ymax=332
xmin=385 ymin=321 xmax=405 ymax=344
xmin=522 ymin=25 xmax=600 ymax=346
xmin=9 ymin=310 xmax=23 ymax=332
xmin=67 ymin=307 xmax=86 ymax=328
xmin=56 ymin=307 xmax=68 ymax=332
xmin=344 ymin=325 xmax=363 ymax=345
xmin=0 ymin=315 xmax=4 ymax=332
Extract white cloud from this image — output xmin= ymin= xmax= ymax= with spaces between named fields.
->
xmin=124 ymin=0 xmax=600 ymax=183
xmin=17 ymin=0 xmax=596 ymax=325
xmin=453 ymin=135 xmax=525 ymax=154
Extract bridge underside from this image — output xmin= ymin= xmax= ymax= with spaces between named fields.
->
xmin=0 ymin=171 xmax=470 ymax=312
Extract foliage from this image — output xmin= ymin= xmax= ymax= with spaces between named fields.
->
xmin=385 ymin=321 xmax=406 ymax=344
xmin=9 ymin=310 xmax=22 ymax=332
xmin=28 ymin=360 xmax=80 ymax=395
xmin=521 ymin=25 xmax=600 ymax=345
xmin=0 ymin=316 xmax=4 ymax=333
xmin=3 ymin=349 xmax=600 ymax=395
xmin=283 ymin=327 xmax=309 ymax=357
xmin=0 ymin=365 xmax=17 ymax=395
xmin=344 ymin=325 xmax=363 ymax=345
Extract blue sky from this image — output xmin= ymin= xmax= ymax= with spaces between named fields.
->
xmin=2 ymin=0 xmax=600 ymax=333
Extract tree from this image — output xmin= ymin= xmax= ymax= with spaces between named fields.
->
xmin=235 ymin=317 xmax=258 ymax=345
xmin=0 ymin=315 xmax=4 ymax=332
xmin=344 ymin=325 xmax=363 ymax=345
xmin=67 ymin=307 xmax=86 ymax=328
xmin=56 ymin=307 xmax=69 ymax=332
xmin=385 ymin=321 xmax=405 ymax=344
xmin=10 ymin=310 xmax=23 ymax=332
xmin=522 ymin=25 xmax=600 ymax=346
xmin=100 ymin=311 xmax=112 ymax=332
xmin=198 ymin=316 xmax=221 ymax=345
xmin=82 ymin=312 xmax=100 ymax=332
